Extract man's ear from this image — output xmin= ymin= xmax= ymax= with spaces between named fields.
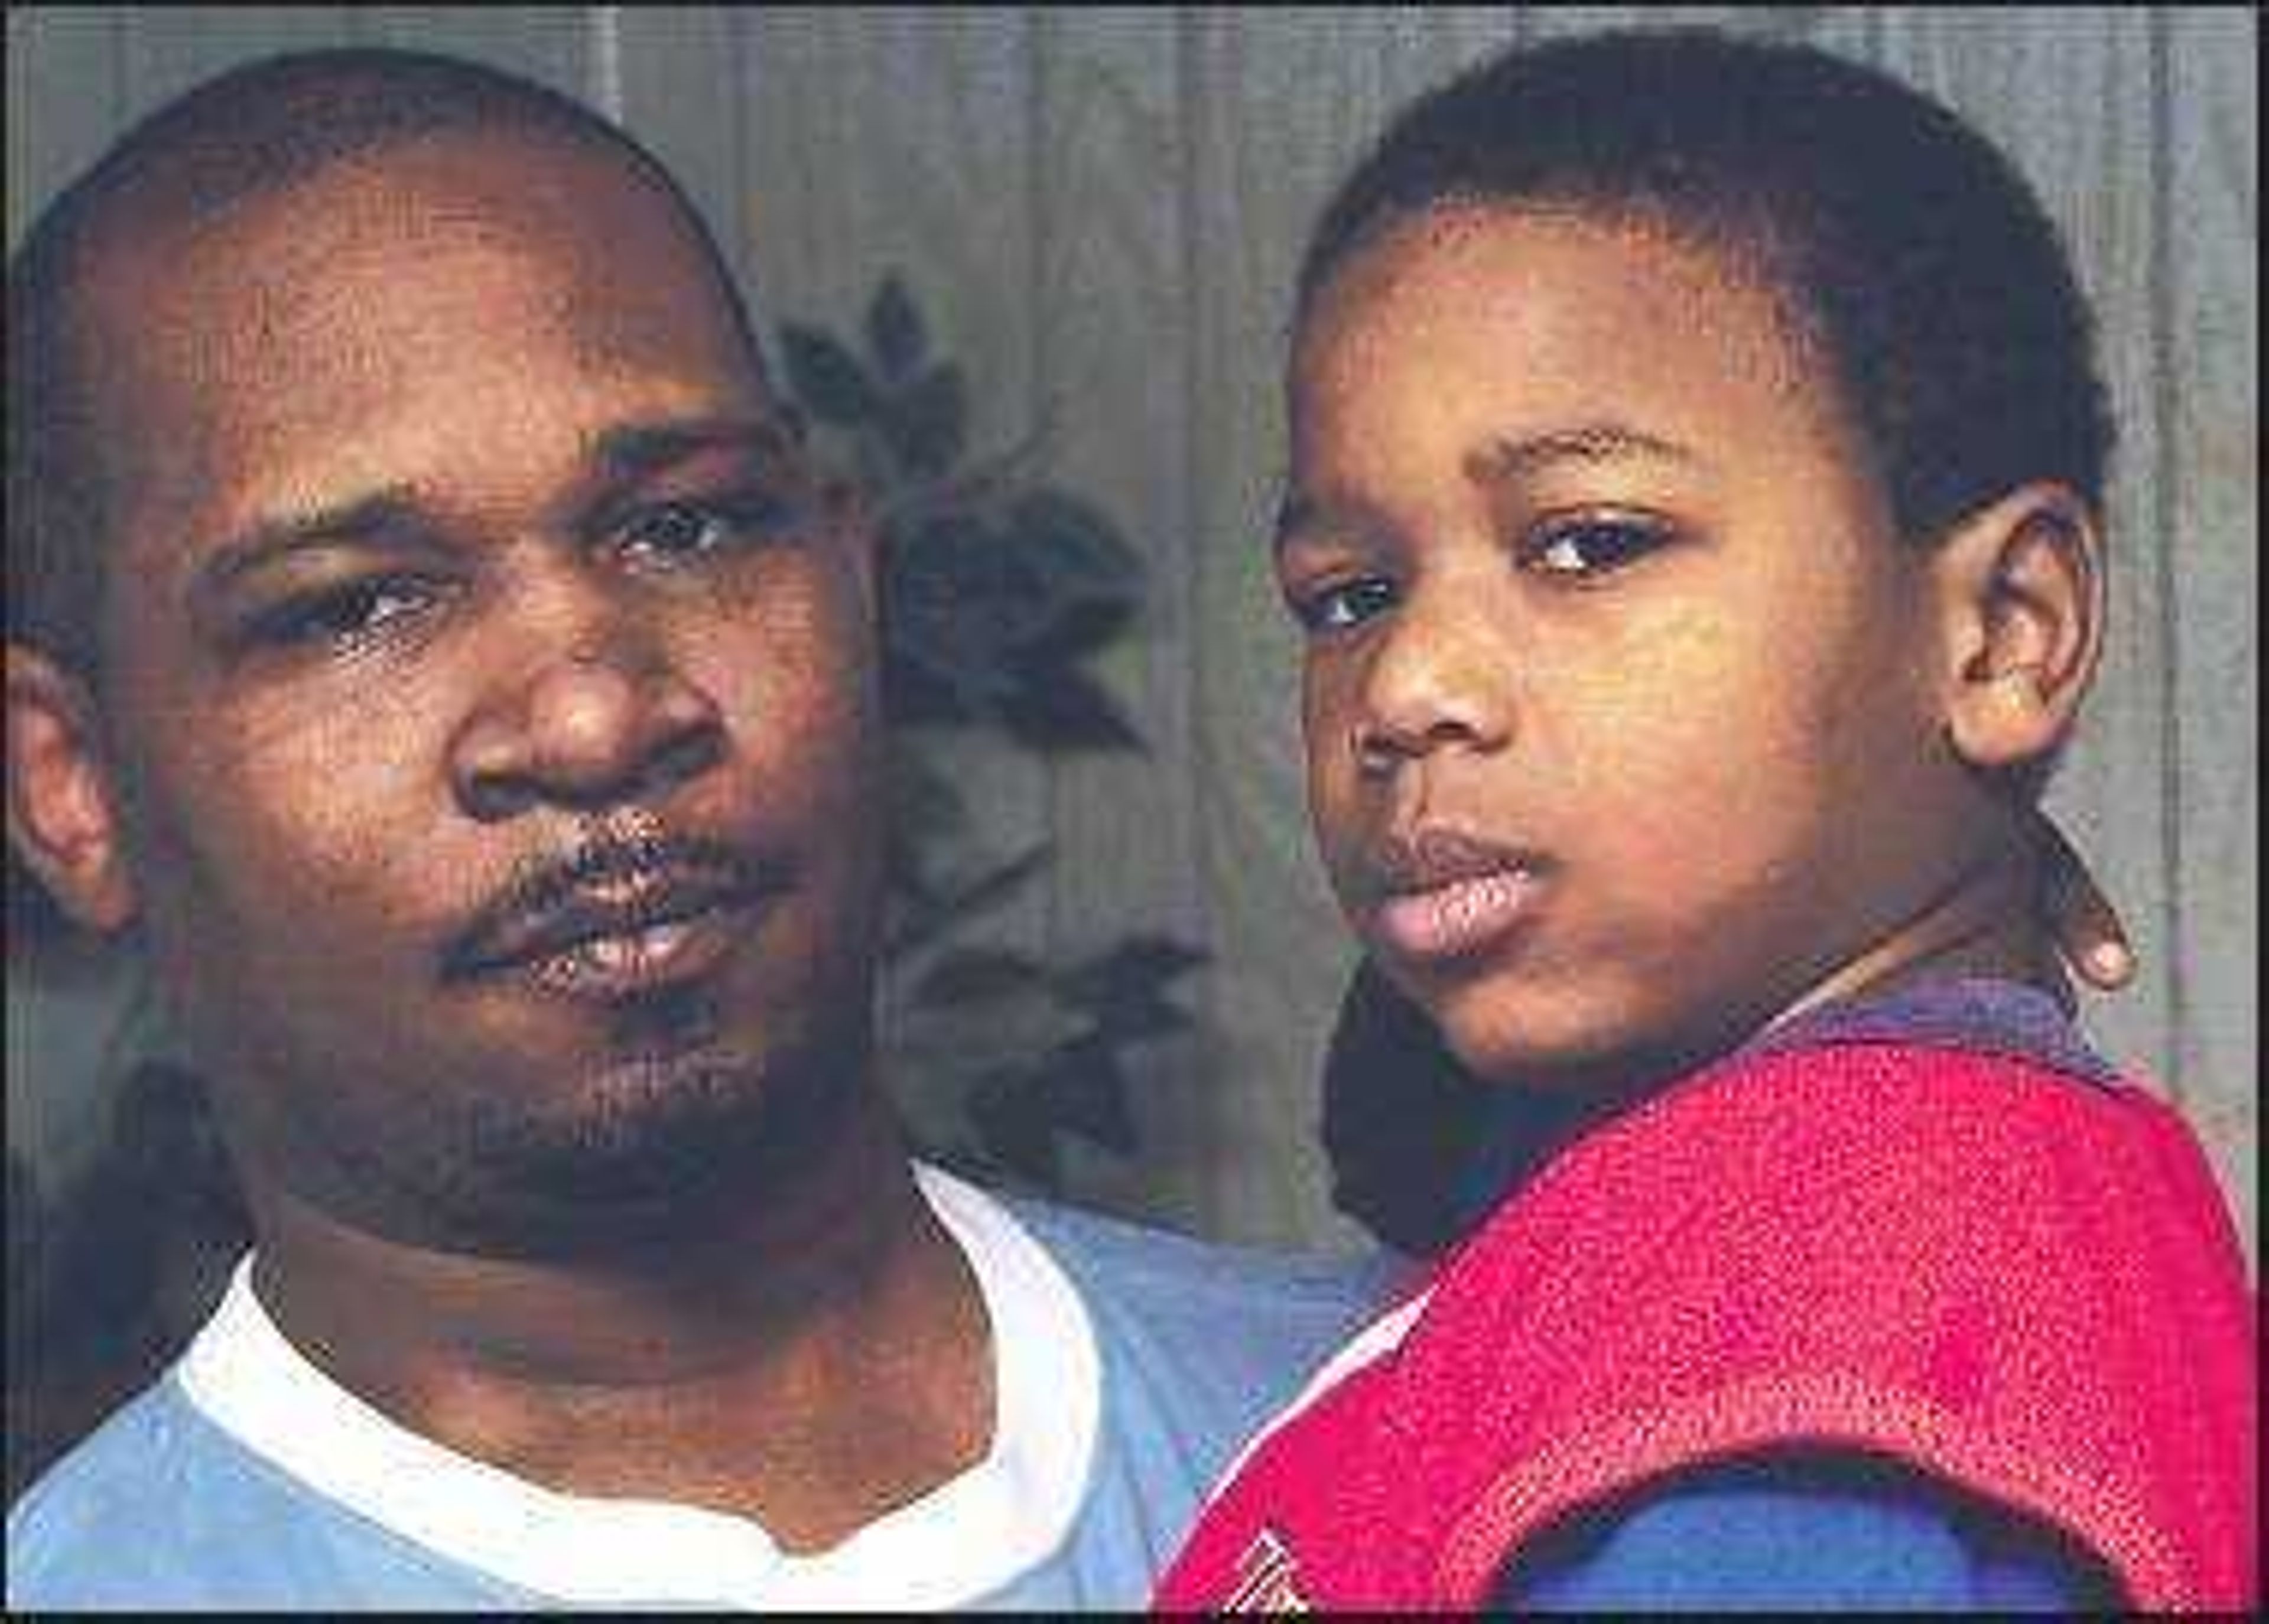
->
xmin=1928 ymin=482 xmax=2105 ymax=772
xmin=5 ymin=640 xmax=138 ymax=933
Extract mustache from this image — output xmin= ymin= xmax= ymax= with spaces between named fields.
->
xmin=440 ymin=817 xmax=772 ymax=982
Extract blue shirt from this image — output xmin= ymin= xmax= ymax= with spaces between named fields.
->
xmin=6 ymin=1164 xmax=1393 ymax=1610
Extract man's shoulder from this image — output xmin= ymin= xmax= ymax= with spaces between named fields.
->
xmin=1000 ymin=1186 xmax=1402 ymax=1422
xmin=1005 ymin=1186 xmax=1399 ymax=1329
xmin=11 ymin=1374 xmax=204 ymax=1594
xmin=6 ymin=1369 xmax=531 ymax=1610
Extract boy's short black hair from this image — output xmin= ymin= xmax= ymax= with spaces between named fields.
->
xmin=5 ymin=45 xmax=759 ymax=686
xmin=1296 ymin=28 xmax=2114 ymax=551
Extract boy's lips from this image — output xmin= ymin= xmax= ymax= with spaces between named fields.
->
xmin=1365 ymin=827 xmax=1550 ymax=964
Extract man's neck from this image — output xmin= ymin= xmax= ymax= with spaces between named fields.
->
xmin=236 ymin=1088 xmax=994 ymax=1550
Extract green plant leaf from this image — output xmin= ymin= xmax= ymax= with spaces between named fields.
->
xmin=1007 ymin=490 xmax=1143 ymax=605
xmin=883 ymin=516 xmax=1061 ymax=715
xmin=779 ymin=323 xmax=877 ymax=425
xmin=1054 ymin=936 xmax=1208 ymax=1040
xmin=997 ymin=667 xmax=1142 ymax=752
xmin=970 ymin=1066 xmax=1063 ymax=1189
xmin=888 ymin=363 xmax=968 ymax=479
xmin=886 ymin=741 xmax=968 ymax=842
xmin=1039 ymin=1040 xmax=1139 ymax=1154
xmin=867 ymin=273 xmax=927 ymax=380
xmin=916 ymin=946 xmax=1046 ymax=1005
xmin=1013 ymin=595 xmax=1139 ymax=666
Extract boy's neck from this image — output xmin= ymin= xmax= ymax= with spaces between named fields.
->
xmin=1771 ymin=822 xmax=2073 ymax=1033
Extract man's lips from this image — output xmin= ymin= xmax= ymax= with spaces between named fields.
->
xmin=1364 ymin=827 xmax=1550 ymax=964
xmin=443 ymin=847 xmax=781 ymax=999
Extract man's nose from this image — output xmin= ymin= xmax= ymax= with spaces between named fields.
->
xmin=1350 ymin=581 xmax=1514 ymax=777
xmin=448 ymin=584 xmax=724 ymax=820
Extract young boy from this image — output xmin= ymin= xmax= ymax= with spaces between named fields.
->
xmin=1157 ymin=30 xmax=2255 ymax=1612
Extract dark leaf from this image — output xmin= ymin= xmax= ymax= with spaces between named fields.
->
xmin=997 ymin=667 xmax=1142 ymax=753
xmin=1086 ymin=935 xmax=1211 ymax=988
xmin=1036 ymin=1041 xmax=1139 ymax=1154
xmin=879 ymin=743 xmax=968 ymax=916
xmin=1054 ymin=936 xmax=1208 ymax=1039
xmin=917 ymin=946 xmax=1046 ymax=1005
xmin=885 ymin=741 xmax=968 ymax=842
xmin=932 ymin=842 xmax=1055 ymax=925
xmin=778 ymin=323 xmax=877 ymax=426
xmin=1007 ymin=489 xmax=1143 ymax=605
xmin=883 ymin=516 xmax=1067 ymax=719
xmin=1013 ymin=595 xmax=1139 ymax=666
xmin=886 ymin=363 xmax=968 ymax=479
xmin=866 ymin=274 xmax=928 ymax=380
xmin=882 ymin=649 xmax=986 ymax=728
xmin=969 ymin=1068 xmax=1062 ymax=1190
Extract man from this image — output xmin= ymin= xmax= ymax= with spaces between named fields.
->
xmin=3 ymin=49 xmax=1388 ymax=1609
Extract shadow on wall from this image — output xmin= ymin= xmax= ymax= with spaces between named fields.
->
xmin=6 ymin=1059 xmax=250 ymax=1502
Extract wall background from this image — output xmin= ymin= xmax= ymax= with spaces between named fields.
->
xmin=8 ymin=5 xmax=2255 ymax=1255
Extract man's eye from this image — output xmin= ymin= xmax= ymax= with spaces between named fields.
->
xmin=1288 ymin=575 xmax=1398 ymax=634
xmin=246 ymin=579 xmax=438 ymax=649
xmin=1523 ymin=517 xmax=1671 ymax=579
xmin=616 ymin=493 xmax=797 ymax=566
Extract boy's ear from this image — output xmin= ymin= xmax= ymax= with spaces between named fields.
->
xmin=5 ymin=640 xmax=139 ymax=933
xmin=1927 ymin=482 xmax=2105 ymax=772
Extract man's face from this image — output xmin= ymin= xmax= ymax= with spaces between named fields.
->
xmin=71 ymin=131 xmax=886 ymax=1254
xmin=1283 ymin=204 xmax=1976 ymax=1091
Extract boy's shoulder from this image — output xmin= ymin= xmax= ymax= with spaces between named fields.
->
xmin=6 ymin=1369 xmax=532 ymax=1609
xmin=1409 ymin=988 xmax=2253 ymax=1607
xmin=1445 ymin=984 xmax=2242 ymax=1394
xmin=1519 ymin=977 xmax=2180 ymax=1234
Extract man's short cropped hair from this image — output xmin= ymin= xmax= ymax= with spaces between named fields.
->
xmin=5 ymin=46 xmax=759 ymax=685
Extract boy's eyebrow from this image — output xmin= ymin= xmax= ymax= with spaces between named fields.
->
xmin=1470 ymin=422 xmax=1701 ymax=482
xmin=1273 ymin=423 xmax=1699 ymax=555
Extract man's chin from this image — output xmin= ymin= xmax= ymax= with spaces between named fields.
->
xmin=421 ymin=1044 xmax=855 ymax=1258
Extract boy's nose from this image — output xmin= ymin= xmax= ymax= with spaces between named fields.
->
xmin=1351 ymin=591 xmax=1513 ymax=775
xmin=448 ymin=607 xmax=724 ymax=821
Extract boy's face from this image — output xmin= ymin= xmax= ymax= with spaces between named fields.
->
xmin=1283 ymin=204 xmax=1985 ymax=1088
xmin=61 ymin=130 xmax=886 ymax=1250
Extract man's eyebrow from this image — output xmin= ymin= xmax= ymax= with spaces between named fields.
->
xmin=196 ymin=486 xmax=424 ymax=597
xmin=193 ymin=418 xmax=799 ymax=595
xmin=589 ymin=414 xmax=799 ymax=478
xmin=1272 ymin=489 xmax=1319 ymax=555
xmin=1469 ymin=422 xmax=1701 ymax=482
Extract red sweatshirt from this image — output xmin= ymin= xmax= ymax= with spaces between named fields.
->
xmin=1156 ymin=1016 xmax=2256 ymax=1612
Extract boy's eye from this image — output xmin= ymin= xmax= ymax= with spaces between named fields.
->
xmin=615 ymin=492 xmax=799 ymax=567
xmin=1288 ymin=574 xmax=1399 ymax=634
xmin=245 ymin=577 xmax=441 ymax=651
xmin=1523 ymin=516 xmax=1672 ymax=579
